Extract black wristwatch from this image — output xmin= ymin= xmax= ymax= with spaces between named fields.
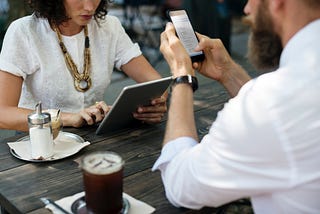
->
xmin=172 ymin=75 xmax=198 ymax=92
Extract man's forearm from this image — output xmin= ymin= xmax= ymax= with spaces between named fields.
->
xmin=163 ymin=83 xmax=199 ymax=146
xmin=220 ymin=62 xmax=251 ymax=97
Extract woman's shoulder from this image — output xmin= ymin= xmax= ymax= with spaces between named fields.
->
xmin=7 ymin=14 xmax=50 ymax=35
xmin=7 ymin=15 xmax=31 ymax=31
xmin=9 ymin=14 xmax=37 ymax=28
xmin=95 ymin=15 xmax=123 ymax=28
xmin=89 ymin=15 xmax=126 ymax=38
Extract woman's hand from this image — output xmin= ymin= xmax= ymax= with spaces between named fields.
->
xmin=63 ymin=101 xmax=110 ymax=127
xmin=133 ymin=94 xmax=168 ymax=124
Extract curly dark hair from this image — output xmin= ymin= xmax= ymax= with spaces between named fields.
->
xmin=27 ymin=0 xmax=112 ymax=25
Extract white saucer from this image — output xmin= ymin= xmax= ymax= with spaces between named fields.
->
xmin=9 ymin=132 xmax=90 ymax=162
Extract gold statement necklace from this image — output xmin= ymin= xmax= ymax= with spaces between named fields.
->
xmin=54 ymin=25 xmax=92 ymax=92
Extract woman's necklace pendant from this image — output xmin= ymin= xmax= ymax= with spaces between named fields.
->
xmin=54 ymin=25 xmax=92 ymax=93
xmin=79 ymin=80 xmax=88 ymax=89
xmin=74 ymin=78 xmax=92 ymax=92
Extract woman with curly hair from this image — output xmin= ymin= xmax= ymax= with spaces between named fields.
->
xmin=0 ymin=0 xmax=167 ymax=131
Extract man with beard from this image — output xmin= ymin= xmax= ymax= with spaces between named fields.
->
xmin=152 ymin=0 xmax=320 ymax=213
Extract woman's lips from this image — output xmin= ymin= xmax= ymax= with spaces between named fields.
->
xmin=81 ymin=15 xmax=93 ymax=20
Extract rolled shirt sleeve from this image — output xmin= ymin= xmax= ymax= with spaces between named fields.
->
xmin=152 ymin=137 xmax=198 ymax=172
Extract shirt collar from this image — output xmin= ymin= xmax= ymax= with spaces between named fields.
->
xmin=280 ymin=19 xmax=320 ymax=68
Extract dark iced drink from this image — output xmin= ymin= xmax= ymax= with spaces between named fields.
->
xmin=81 ymin=151 xmax=124 ymax=214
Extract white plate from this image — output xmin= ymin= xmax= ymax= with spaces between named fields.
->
xmin=9 ymin=132 xmax=90 ymax=162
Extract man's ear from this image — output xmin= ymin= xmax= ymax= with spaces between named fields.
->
xmin=269 ymin=0 xmax=286 ymax=26
xmin=269 ymin=0 xmax=285 ymax=13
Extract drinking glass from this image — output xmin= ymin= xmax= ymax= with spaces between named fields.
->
xmin=45 ymin=109 xmax=62 ymax=140
xmin=81 ymin=151 xmax=124 ymax=214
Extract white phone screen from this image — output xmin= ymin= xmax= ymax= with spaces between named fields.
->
xmin=169 ymin=10 xmax=203 ymax=58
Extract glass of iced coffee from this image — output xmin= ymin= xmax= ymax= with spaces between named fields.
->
xmin=45 ymin=109 xmax=62 ymax=139
xmin=81 ymin=151 xmax=124 ymax=214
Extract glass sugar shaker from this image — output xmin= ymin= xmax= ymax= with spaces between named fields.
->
xmin=28 ymin=102 xmax=54 ymax=159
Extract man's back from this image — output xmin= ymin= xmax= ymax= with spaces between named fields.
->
xmin=153 ymin=19 xmax=320 ymax=214
xmin=153 ymin=0 xmax=320 ymax=213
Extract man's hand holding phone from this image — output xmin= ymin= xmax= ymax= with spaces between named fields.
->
xmin=160 ymin=22 xmax=195 ymax=78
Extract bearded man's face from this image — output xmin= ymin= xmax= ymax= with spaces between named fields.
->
xmin=247 ymin=0 xmax=283 ymax=70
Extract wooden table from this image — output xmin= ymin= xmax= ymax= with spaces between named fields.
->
xmin=0 ymin=81 xmax=252 ymax=214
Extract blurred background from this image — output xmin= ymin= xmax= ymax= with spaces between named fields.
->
xmin=0 ymin=0 xmax=251 ymax=141
xmin=0 ymin=0 xmax=247 ymax=57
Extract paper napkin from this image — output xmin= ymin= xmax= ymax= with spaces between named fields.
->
xmin=45 ymin=191 xmax=156 ymax=214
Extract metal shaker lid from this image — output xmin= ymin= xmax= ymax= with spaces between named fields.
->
xmin=28 ymin=102 xmax=51 ymax=125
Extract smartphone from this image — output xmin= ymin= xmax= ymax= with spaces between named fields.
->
xmin=168 ymin=10 xmax=205 ymax=62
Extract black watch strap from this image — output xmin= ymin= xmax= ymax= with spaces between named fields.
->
xmin=173 ymin=75 xmax=198 ymax=92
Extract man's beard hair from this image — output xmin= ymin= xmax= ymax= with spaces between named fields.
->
xmin=247 ymin=4 xmax=283 ymax=71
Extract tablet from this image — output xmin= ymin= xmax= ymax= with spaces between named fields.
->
xmin=96 ymin=76 xmax=173 ymax=135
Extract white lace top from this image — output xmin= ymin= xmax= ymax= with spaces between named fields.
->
xmin=0 ymin=14 xmax=141 ymax=112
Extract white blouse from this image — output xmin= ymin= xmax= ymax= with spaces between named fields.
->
xmin=0 ymin=14 xmax=141 ymax=112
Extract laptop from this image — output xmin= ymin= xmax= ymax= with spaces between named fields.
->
xmin=96 ymin=76 xmax=173 ymax=135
